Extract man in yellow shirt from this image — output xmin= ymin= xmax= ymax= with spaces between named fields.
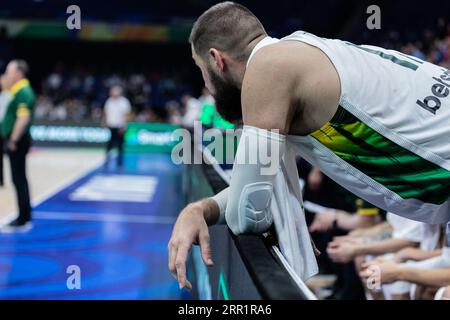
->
xmin=0 ymin=60 xmax=35 ymax=232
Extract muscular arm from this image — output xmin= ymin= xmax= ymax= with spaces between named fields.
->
xmin=395 ymin=247 xmax=442 ymax=263
xmin=335 ymin=210 xmax=377 ymax=231
xmin=397 ymin=267 xmax=450 ymax=287
xmin=309 ymin=209 xmax=377 ymax=233
xmin=353 ymin=238 xmax=417 ymax=256
xmin=328 ymin=235 xmax=417 ymax=263
xmin=222 ymin=48 xmax=295 ymax=235
xmin=351 ymin=221 xmax=392 ymax=238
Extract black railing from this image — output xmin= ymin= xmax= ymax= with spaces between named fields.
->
xmin=191 ymin=143 xmax=316 ymax=300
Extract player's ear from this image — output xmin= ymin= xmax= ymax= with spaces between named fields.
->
xmin=209 ymin=48 xmax=225 ymax=73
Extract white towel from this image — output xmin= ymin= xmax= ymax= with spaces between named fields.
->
xmin=271 ymin=144 xmax=318 ymax=280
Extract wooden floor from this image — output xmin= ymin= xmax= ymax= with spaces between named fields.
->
xmin=0 ymin=147 xmax=104 ymax=222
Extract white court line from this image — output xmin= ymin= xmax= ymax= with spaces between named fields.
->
xmin=31 ymin=159 xmax=105 ymax=207
xmin=27 ymin=156 xmax=177 ymax=225
xmin=34 ymin=211 xmax=176 ymax=225
xmin=28 ymin=159 xmax=178 ymax=225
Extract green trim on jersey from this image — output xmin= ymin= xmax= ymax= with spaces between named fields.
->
xmin=310 ymin=106 xmax=450 ymax=205
xmin=345 ymin=42 xmax=420 ymax=71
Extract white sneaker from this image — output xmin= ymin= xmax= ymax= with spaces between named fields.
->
xmin=0 ymin=221 xmax=33 ymax=234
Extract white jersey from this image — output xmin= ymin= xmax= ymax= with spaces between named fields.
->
xmin=248 ymin=32 xmax=450 ymax=224
xmin=104 ymin=96 xmax=131 ymax=128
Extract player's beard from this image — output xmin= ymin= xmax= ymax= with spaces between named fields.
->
xmin=208 ymin=67 xmax=243 ymax=123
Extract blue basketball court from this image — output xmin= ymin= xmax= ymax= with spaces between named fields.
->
xmin=0 ymin=152 xmax=189 ymax=299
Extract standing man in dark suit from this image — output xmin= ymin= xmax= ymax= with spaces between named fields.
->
xmin=0 ymin=60 xmax=35 ymax=232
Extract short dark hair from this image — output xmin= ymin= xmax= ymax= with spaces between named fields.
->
xmin=189 ymin=1 xmax=266 ymax=62
xmin=13 ymin=59 xmax=29 ymax=78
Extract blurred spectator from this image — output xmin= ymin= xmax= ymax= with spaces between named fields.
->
xmin=103 ymin=85 xmax=131 ymax=167
xmin=35 ymin=64 xmax=198 ymax=124
xmin=181 ymin=94 xmax=201 ymax=128
xmin=31 ymin=19 xmax=450 ymax=126
xmin=198 ymin=87 xmax=214 ymax=106
xmin=166 ymin=100 xmax=183 ymax=125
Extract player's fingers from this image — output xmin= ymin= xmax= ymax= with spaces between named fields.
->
xmin=327 ymin=247 xmax=340 ymax=261
xmin=359 ymin=268 xmax=372 ymax=279
xmin=175 ymin=244 xmax=190 ymax=289
xmin=168 ymin=240 xmax=178 ymax=280
xmin=333 ymin=236 xmax=349 ymax=243
xmin=185 ymin=279 xmax=193 ymax=291
xmin=328 ymin=241 xmax=340 ymax=249
xmin=309 ymin=221 xmax=320 ymax=232
xmin=199 ymin=231 xmax=214 ymax=266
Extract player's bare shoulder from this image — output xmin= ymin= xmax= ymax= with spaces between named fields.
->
xmin=243 ymin=41 xmax=305 ymax=97
xmin=241 ymin=42 xmax=304 ymax=133
xmin=242 ymin=40 xmax=340 ymax=135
